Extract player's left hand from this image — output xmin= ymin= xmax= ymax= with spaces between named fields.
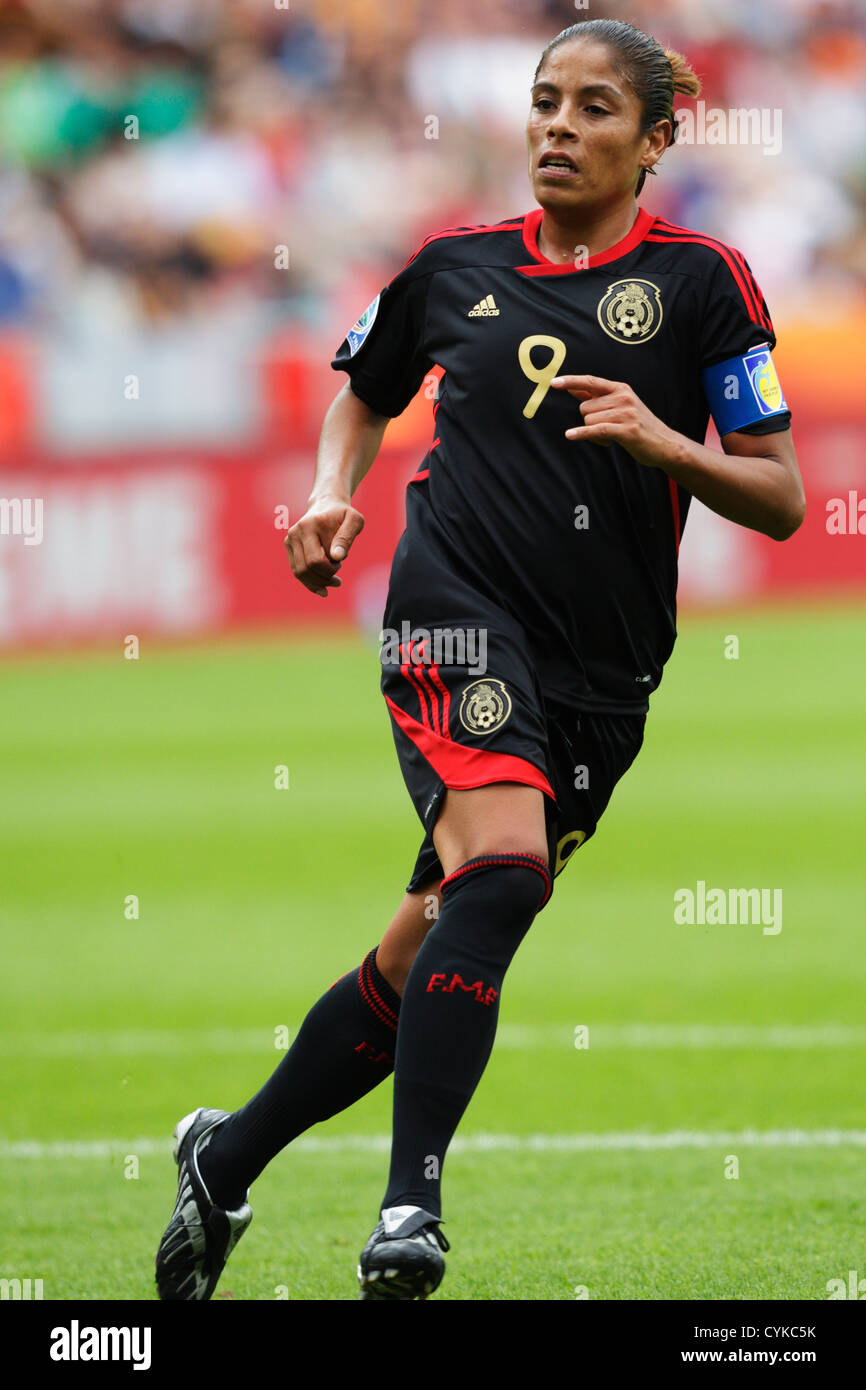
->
xmin=551 ymin=375 xmax=681 ymax=469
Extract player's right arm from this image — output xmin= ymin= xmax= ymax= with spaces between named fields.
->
xmin=285 ymin=382 xmax=389 ymax=598
xmin=288 ymin=236 xmax=435 ymax=596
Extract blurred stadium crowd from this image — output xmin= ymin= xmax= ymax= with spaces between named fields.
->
xmin=1 ymin=0 xmax=863 ymax=640
xmin=0 ymin=0 xmax=864 ymax=447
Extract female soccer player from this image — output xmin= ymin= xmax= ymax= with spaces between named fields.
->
xmin=156 ymin=18 xmax=804 ymax=1301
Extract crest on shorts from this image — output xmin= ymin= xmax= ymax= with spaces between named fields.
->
xmin=597 ymin=278 xmax=662 ymax=344
xmin=458 ymin=679 xmax=512 ymax=735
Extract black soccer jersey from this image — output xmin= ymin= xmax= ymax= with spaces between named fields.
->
xmin=332 ymin=207 xmax=791 ymax=712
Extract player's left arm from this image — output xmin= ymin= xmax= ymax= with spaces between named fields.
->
xmin=551 ymin=374 xmax=805 ymax=542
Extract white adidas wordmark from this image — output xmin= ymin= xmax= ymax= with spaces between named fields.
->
xmin=468 ymin=294 xmax=499 ymax=317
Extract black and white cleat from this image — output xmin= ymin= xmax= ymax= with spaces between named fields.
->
xmin=155 ymin=1107 xmax=252 ymax=1301
xmin=358 ymin=1205 xmax=449 ymax=1300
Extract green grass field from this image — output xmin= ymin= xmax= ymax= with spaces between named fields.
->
xmin=2 ymin=603 xmax=864 ymax=1300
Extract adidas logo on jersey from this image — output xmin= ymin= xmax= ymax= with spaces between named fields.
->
xmin=468 ymin=294 xmax=499 ymax=317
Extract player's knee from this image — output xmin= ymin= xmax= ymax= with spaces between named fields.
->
xmin=480 ymin=836 xmax=549 ymax=869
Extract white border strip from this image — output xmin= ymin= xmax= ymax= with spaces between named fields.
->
xmin=1 ymin=1024 xmax=864 ymax=1057
xmin=2 ymin=1129 xmax=865 ymax=1161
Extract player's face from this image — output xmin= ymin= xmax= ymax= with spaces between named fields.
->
xmin=527 ymin=41 xmax=662 ymax=216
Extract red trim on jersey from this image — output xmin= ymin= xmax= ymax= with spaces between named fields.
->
xmin=385 ymin=695 xmax=555 ymax=798
xmin=397 ymin=221 xmax=525 ymax=275
xmin=667 ymin=475 xmax=681 ymax=556
xmin=648 ymin=229 xmax=767 ymax=331
xmin=646 ymin=223 xmax=772 ymax=333
xmin=652 ymin=218 xmax=771 ymax=332
xmin=518 ymin=207 xmax=655 ymax=276
xmin=408 ymin=430 xmax=438 ymax=488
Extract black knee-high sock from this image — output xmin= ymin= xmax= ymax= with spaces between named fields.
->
xmin=199 ymin=948 xmax=400 ymax=1208
xmin=381 ymin=855 xmax=548 ymax=1220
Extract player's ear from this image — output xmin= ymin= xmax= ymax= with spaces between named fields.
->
xmin=641 ymin=119 xmax=671 ymax=171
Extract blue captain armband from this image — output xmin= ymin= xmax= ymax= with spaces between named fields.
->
xmin=701 ymin=344 xmax=789 ymax=435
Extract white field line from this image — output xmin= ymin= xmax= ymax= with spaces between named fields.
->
xmin=1 ymin=1023 xmax=865 ymax=1058
xmin=2 ymin=1129 xmax=866 ymax=1162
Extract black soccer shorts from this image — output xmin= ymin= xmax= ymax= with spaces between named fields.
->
xmin=380 ymin=613 xmax=646 ymax=906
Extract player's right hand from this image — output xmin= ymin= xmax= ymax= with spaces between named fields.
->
xmin=285 ymin=497 xmax=365 ymax=598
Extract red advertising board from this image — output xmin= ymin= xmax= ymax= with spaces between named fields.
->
xmin=0 ymin=421 xmax=863 ymax=650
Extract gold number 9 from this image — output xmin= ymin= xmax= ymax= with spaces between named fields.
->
xmin=518 ymin=335 xmax=567 ymax=418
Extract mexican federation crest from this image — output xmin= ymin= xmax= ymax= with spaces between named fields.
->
xmin=597 ymin=278 xmax=663 ymax=344
xmin=458 ymin=679 xmax=512 ymax=735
